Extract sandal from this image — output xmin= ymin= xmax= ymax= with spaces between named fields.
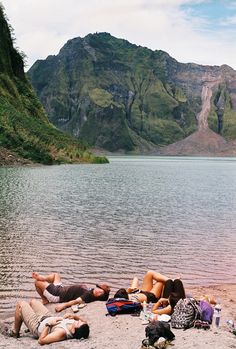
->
xmin=154 ymin=337 xmax=167 ymax=349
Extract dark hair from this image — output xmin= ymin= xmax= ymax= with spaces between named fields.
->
xmin=114 ymin=288 xmax=129 ymax=299
xmin=73 ymin=324 xmax=90 ymax=340
xmin=95 ymin=284 xmax=110 ymax=301
xmin=97 ymin=291 xmax=110 ymax=301
xmin=169 ymin=292 xmax=180 ymax=310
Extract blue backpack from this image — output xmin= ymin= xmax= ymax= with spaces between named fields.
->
xmin=106 ymin=298 xmax=142 ymax=316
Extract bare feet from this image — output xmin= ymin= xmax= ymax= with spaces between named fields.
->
xmin=32 ymin=272 xmax=46 ymax=281
xmin=9 ymin=329 xmax=20 ymax=338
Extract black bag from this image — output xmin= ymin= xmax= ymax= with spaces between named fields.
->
xmin=145 ymin=321 xmax=175 ymax=346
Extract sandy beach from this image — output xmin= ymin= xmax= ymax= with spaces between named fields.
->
xmin=0 ymin=283 xmax=235 ymax=349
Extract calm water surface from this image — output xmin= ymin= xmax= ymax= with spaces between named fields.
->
xmin=0 ymin=156 xmax=236 ymax=316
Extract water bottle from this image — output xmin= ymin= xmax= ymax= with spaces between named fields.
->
xmin=140 ymin=301 xmax=147 ymax=321
xmin=143 ymin=301 xmax=147 ymax=314
xmin=147 ymin=302 xmax=153 ymax=314
xmin=214 ymin=301 xmax=221 ymax=327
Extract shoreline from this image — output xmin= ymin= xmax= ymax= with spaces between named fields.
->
xmin=0 ymin=283 xmax=235 ymax=349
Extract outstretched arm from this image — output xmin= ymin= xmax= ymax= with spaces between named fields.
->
xmin=55 ymin=297 xmax=83 ymax=312
xmin=63 ymin=313 xmax=87 ymax=322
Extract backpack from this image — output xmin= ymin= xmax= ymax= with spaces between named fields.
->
xmin=199 ymin=300 xmax=214 ymax=324
xmin=145 ymin=321 xmax=175 ymax=346
xmin=171 ymin=298 xmax=202 ymax=329
xmin=106 ymin=298 xmax=142 ymax=316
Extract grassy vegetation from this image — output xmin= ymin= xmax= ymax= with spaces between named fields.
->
xmin=0 ymin=4 xmax=108 ymax=164
xmin=89 ymin=88 xmax=113 ymax=108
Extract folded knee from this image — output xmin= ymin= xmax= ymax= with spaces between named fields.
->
xmin=30 ymin=299 xmax=37 ymax=306
xmin=35 ymin=280 xmax=44 ymax=288
xmin=17 ymin=300 xmax=27 ymax=308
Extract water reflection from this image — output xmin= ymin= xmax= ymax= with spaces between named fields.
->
xmin=0 ymin=157 xmax=236 ymax=316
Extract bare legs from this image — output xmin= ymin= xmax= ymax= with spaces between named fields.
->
xmin=32 ymin=272 xmax=61 ymax=284
xmin=127 ymin=277 xmax=139 ymax=293
xmin=32 ymin=272 xmax=61 ymax=304
xmin=141 ymin=270 xmax=168 ymax=298
xmin=13 ymin=299 xmax=51 ymax=337
xmin=13 ymin=302 xmax=24 ymax=336
xmin=128 ymin=270 xmax=169 ymax=299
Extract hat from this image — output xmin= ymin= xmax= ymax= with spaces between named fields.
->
xmin=96 ymin=284 xmax=110 ymax=293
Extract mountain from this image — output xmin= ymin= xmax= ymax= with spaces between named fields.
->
xmin=0 ymin=5 xmax=107 ymax=165
xmin=28 ymin=32 xmax=236 ymax=154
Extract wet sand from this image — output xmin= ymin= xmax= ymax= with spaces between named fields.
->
xmin=0 ymin=284 xmax=235 ymax=349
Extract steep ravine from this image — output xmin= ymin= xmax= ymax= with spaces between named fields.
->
xmin=160 ymin=77 xmax=231 ymax=156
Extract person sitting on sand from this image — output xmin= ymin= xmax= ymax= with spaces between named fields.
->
xmin=10 ymin=299 xmax=89 ymax=345
xmin=32 ymin=272 xmax=110 ymax=312
xmin=152 ymin=278 xmax=186 ymax=315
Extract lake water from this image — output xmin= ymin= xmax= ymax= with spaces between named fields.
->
xmin=0 ymin=156 xmax=236 ymax=316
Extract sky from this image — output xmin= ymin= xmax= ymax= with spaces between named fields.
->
xmin=1 ymin=0 xmax=236 ymax=69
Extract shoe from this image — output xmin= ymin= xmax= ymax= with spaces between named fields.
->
xmin=201 ymin=321 xmax=210 ymax=330
xmin=194 ymin=320 xmax=210 ymax=330
xmin=8 ymin=329 xmax=20 ymax=338
xmin=194 ymin=320 xmax=202 ymax=329
xmin=142 ymin=338 xmax=150 ymax=347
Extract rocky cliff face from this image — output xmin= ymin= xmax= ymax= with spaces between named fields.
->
xmin=28 ymin=32 xmax=236 ymax=154
xmin=0 ymin=6 xmax=106 ymax=164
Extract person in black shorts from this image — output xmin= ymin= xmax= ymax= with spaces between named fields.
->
xmin=121 ymin=270 xmax=169 ymax=304
xmin=32 ymin=272 xmax=110 ymax=312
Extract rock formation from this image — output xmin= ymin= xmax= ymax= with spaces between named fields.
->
xmin=28 ymin=33 xmax=236 ymax=155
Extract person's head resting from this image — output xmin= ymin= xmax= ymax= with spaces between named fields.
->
xmin=169 ymin=292 xmax=181 ymax=310
xmin=114 ymin=288 xmax=129 ymax=299
xmin=72 ymin=322 xmax=90 ymax=340
xmin=93 ymin=284 xmax=110 ymax=301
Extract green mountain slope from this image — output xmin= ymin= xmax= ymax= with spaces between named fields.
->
xmin=28 ymin=33 xmax=236 ymax=153
xmin=0 ymin=5 xmax=107 ymax=164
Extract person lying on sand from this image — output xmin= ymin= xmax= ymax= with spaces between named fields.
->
xmin=126 ymin=270 xmax=169 ymax=304
xmin=115 ymin=270 xmax=186 ymax=315
xmin=32 ymin=272 xmax=110 ymax=312
xmin=10 ymin=299 xmax=89 ymax=345
xmin=114 ymin=270 xmax=167 ymax=304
